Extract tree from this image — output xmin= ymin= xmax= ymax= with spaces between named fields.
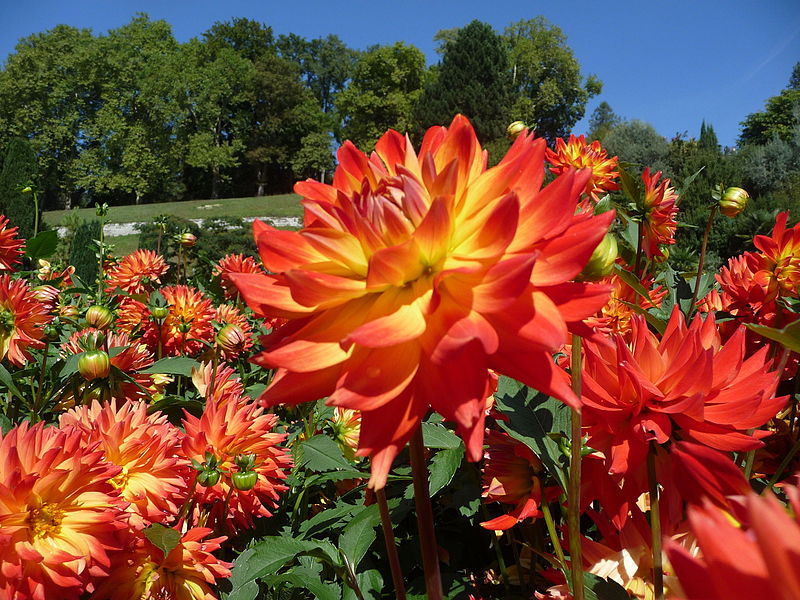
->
xmin=0 ymin=25 xmax=101 ymax=209
xmin=603 ymin=120 xmax=670 ymax=174
xmin=698 ymin=120 xmax=719 ymax=150
xmin=739 ymin=65 xmax=800 ymax=146
xmin=0 ymin=138 xmax=38 ymax=239
xmin=505 ymin=17 xmax=601 ymax=143
xmin=415 ymin=20 xmax=513 ymax=143
xmin=73 ymin=15 xmax=183 ymax=204
xmin=336 ymin=42 xmax=427 ymax=151
xmin=587 ymin=101 xmax=620 ymax=142
xmin=202 ymin=17 xmax=275 ymax=63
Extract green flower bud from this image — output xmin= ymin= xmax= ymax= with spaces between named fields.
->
xmin=506 ymin=121 xmax=528 ymax=139
xmin=577 ymin=234 xmax=618 ymax=281
xmin=719 ymin=187 xmax=749 ymax=218
xmin=78 ymin=350 xmax=110 ymax=381
xmin=85 ymin=305 xmax=114 ymax=330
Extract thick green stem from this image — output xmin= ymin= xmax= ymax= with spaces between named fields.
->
xmin=690 ymin=204 xmax=718 ymax=310
xmin=409 ymin=425 xmax=443 ymax=600
xmin=376 ymin=487 xmax=407 ymax=600
xmin=647 ymin=446 xmax=664 ymax=600
xmin=568 ymin=334 xmax=585 ymax=600
xmin=31 ymin=340 xmax=49 ymax=422
xmin=633 ymin=221 xmax=644 ymax=277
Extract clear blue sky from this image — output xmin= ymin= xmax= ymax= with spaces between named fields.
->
xmin=1 ymin=0 xmax=799 ymax=147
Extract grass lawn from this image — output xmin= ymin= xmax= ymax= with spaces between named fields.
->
xmin=43 ymin=194 xmax=303 ymax=227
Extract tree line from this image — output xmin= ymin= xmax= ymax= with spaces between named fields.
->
xmin=0 ymin=15 xmax=599 ymax=210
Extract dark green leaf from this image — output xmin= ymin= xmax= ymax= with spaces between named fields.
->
xmin=613 ymin=264 xmax=653 ymax=305
xmin=495 ymin=376 xmax=570 ymax=490
xmin=421 ymin=422 xmax=461 ymax=449
xmin=24 ymin=230 xmax=58 ymax=260
xmin=143 ymin=523 xmax=181 ymax=558
xmin=296 ymin=434 xmax=353 ymax=472
xmin=299 ymin=503 xmax=357 ymax=538
xmin=339 ymin=503 xmax=380 ymax=570
xmin=0 ymin=362 xmax=25 ymax=401
xmin=344 ymin=568 xmax=384 ymax=600
xmin=266 ymin=567 xmax=341 ymax=600
xmin=428 ymin=445 xmax=464 ymax=496
xmin=747 ymin=319 xmax=800 ymax=354
xmin=140 ymin=357 xmax=200 ymax=376
xmin=583 ymin=572 xmax=631 ymax=600
xmin=677 ymin=166 xmax=706 ymax=200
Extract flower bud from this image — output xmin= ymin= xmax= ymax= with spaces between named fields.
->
xmin=78 ymin=350 xmax=110 ymax=381
xmin=216 ymin=324 xmax=247 ymax=356
xmin=58 ymin=304 xmax=79 ymax=319
xmin=577 ymin=234 xmax=618 ymax=281
xmin=719 ymin=187 xmax=749 ymax=218
xmin=178 ymin=232 xmax=197 ymax=248
xmin=150 ymin=306 xmax=169 ymax=321
xmin=506 ymin=121 xmax=528 ymax=139
xmin=85 ymin=305 xmax=114 ymax=330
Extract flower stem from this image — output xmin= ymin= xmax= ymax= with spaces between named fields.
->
xmin=568 ymin=334 xmax=585 ymax=600
xmin=409 ymin=425 xmax=443 ymax=600
xmin=376 ymin=487 xmax=407 ymax=600
xmin=633 ymin=221 xmax=644 ymax=277
xmin=647 ymin=445 xmax=664 ymax=600
xmin=690 ymin=204 xmax=718 ymax=310
xmin=540 ymin=500 xmax=566 ymax=569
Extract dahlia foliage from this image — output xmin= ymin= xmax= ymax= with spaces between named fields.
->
xmin=0 ymin=114 xmax=797 ymax=600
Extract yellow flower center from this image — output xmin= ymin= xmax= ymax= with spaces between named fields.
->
xmin=110 ymin=465 xmax=129 ymax=491
xmin=28 ymin=503 xmax=65 ymax=539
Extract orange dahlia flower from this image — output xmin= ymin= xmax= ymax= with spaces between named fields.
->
xmin=587 ymin=271 xmax=668 ymax=338
xmin=546 ymin=134 xmax=620 ymax=202
xmin=0 ymin=215 xmax=24 ymax=271
xmin=91 ymin=527 xmax=231 ymax=600
xmin=191 ymin=360 xmax=246 ymax=407
xmin=181 ymin=397 xmax=291 ymax=532
xmin=581 ymin=308 xmax=784 ymax=479
xmin=60 ymin=400 xmax=189 ymax=528
xmin=0 ymin=422 xmax=129 ymax=600
xmin=0 ymin=274 xmax=52 ymax=366
xmin=666 ymin=486 xmax=800 ymax=600
xmin=480 ymin=429 xmax=544 ymax=530
xmin=639 ymin=168 xmax=678 ymax=260
xmin=105 ymin=249 xmax=169 ymax=296
xmin=330 ymin=407 xmax=361 ymax=460
xmin=213 ymin=253 xmax=264 ymax=300
xmin=233 ymin=115 xmax=614 ymax=487
xmin=751 ymin=211 xmax=800 ymax=301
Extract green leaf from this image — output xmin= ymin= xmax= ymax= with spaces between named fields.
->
xmin=583 ymin=572 xmax=631 ymax=600
xmin=266 ymin=567 xmax=341 ymax=600
xmin=339 ymin=503 xmax=380 ymax=571
xmin=617 ymin=163 xmax=640 ymax=205
xmin=140 ymin=356 xmax=200 ymax=376
xmin=299 ymin=503 xmax=357 ymax=538
xmin=24 ymin=230 xmax=58 ymax=260
xmin=296 ymin=434 xmax=353 ymax=472
xmin=677 ymin=165 xmax=706 ymax=200
xmin=428 ymin=445 xmax=464 ymax=496
xmin=494 ymin=376 xmax=570 ymax=490
xmin=344 ymin=568 xmax=384 ymax=600
xmin=421 ymin=422 xmax=461 ymax=449
xmin=0 ymin=362 xmax=25 ymax=401
xmin=747 ymin=319 xmax=800 ymax=353
xmin=613 ymin=264 xmax=653 ymax=305
xmin=143 ymin=523 xmax=181 ymax=558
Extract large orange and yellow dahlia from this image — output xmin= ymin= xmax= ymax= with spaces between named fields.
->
xmin=233 ymin=115 xmax=614 ymax=487
xmin=639 ymin=168 xmax=678 ymax=260
xmin=0 ymin=274 xmax=52 ymax=366
xmin=213 ymin=253 xmax=264 ymax=300
xmin=0 ymin=422 xmax=129 ymax=600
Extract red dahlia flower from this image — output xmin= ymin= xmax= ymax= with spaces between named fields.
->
xmin=0 ymin=274 xmax=52 ymax=366
xmin=639 ymin=168 xmax=678 ymax=260
xmin=213 ymin=253 xmax=264 ymax=300
xmin=581 ymin=307 xmax=784 ymax=479
xmin=751 ymin=211 xmax=800 ymax=301
xmin=233 ymin=115 xmax=613 ymax=487
xmin=0 ymin=216 xmax=24 ymax=271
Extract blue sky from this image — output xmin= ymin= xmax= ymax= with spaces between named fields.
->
xmin=1 ymin=0 xmax=798 ymax=147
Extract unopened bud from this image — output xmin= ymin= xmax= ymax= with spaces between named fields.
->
xmin=85 ymin=306 xmax=114 ymax=330
xmin=178 ymin=233 xmax=197 ymax=248
xmin=719 ymin=187 xmax=749 ymax=218
xmin=216 ymin=324 xmax=247 ymax=355
xmin=78 ymin=350 xmax=110 ymax=381
xmin=150 ymin=306 xmax=169 ymax=321
xmin=578 ymin=234 xmax=618 ymax=281
xmin=506 ymin=121 xmax=528 ymax=139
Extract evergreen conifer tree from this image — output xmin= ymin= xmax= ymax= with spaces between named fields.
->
xmin=0 ymin=138 xmax=38 ymax=239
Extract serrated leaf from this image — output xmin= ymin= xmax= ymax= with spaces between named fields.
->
xmin=25 ymin=230 xmax=58 ymax=260
xmin=495 ymin=376 xmax=570 ymax=491
xmin=143 ymin=523 xmax=181 ymax=558
xmin=428 ymin=445 xmax=464 ymax=496
xmin=296 ymin=434 xmax=353 ymax=472
xmin=339 ymin=503 xmax=380 ymax=570
xmin=140 ymin=356 xmax=200 ymax=376
xmin=613 ymin=264 xmax=654 ymax=305
xmin=421 ymin=422 xmax=461 ymax=449
xmin=344 ymin=568 xmax=384 ymax=600
xmin=266 ymin=568 xmax=341 ymax=600
xmin=299 ymin=503 xmax=357 ymax=538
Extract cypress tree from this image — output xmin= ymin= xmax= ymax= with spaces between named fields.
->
xmin=415 ymin=20 xmax=513 ymax=143
xmin=0 ymin=138 xmax=38 ymax=239
xmin=69 ymin=220 xmax=101 ymax=285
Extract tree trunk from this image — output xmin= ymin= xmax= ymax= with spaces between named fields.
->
xmin=135 ymin=191 xmax=141 ymax=205
xmin=211 ymin=165 xmax=220 ymax=200
xmin=256 ymin=166 xmax=265 ymax=197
